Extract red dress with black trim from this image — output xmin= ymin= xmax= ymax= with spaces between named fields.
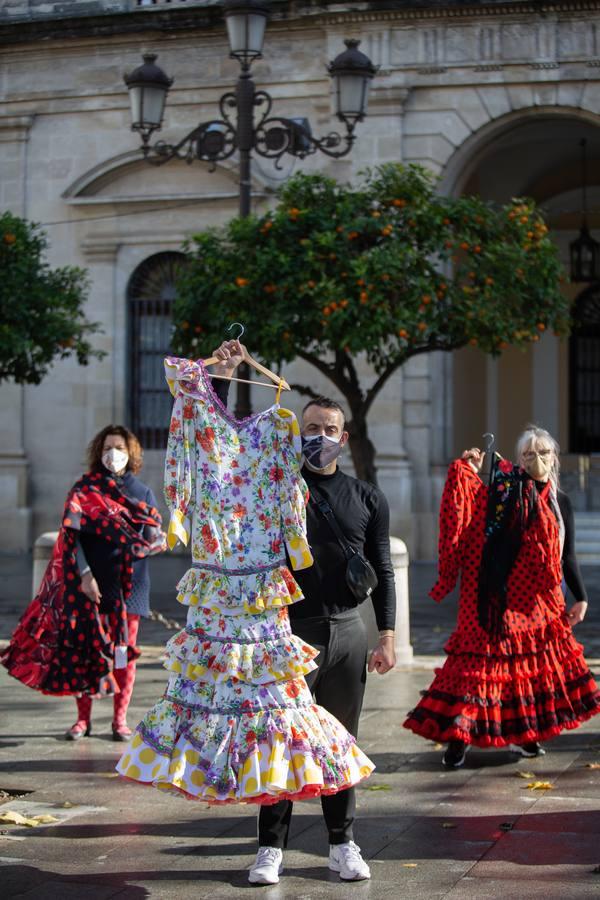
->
xmin=403 ymin=459 xmax=600 ymax=747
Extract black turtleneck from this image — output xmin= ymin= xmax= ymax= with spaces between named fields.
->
xmin=211 ymin=377 xmax=397 ymax=630
xmin=296 ymin=467 xmax=396 ymax=630
xmin=545 ymin=486 xmax=587 ymax=604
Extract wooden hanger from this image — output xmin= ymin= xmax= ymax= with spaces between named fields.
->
xmin=202 ymin=323 xmax=290 ymax=392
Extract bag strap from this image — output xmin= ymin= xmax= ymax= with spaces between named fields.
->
xmin=307 ymin=482 xmax=356 ymax=561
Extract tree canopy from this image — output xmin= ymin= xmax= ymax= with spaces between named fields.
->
xmin=173 ymin=164 xmax=569 ymax=483
xmin=0 ymin=211 xmax=103 ymax=385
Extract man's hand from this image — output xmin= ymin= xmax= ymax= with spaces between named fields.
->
xmin=567 ymin=600 xmax=588 ymax=626
xmin=461 ymin=447 xmax=485 ymax=473
xmin=211 ymin=340 xmax=245 ymax=379
xmin=367 ymin=635 xmax=396 ymax=674
xmin=81 ymin=571 xmax=102 ymax=605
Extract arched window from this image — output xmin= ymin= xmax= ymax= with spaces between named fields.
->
xmin=127 ymin=251 xmax=185 ymax=450
xmin=569 ymin=284 xmax=600 ymax=452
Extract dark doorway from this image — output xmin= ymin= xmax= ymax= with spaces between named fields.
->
xmin=569 ymin=283 xmax=600 ymax=452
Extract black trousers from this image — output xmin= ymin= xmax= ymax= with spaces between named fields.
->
xmin=258 ymin=608 xmax=368 ymax=848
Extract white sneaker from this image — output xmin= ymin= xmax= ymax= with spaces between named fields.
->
xmin=328 ymin=841 xmax=371 ymax=881
xmin=248 ymin=846 xmax=283 ymax=885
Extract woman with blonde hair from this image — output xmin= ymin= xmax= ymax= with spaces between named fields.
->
xmin=404 ymin=424 xmax=599 ymax=767
xmin=1 ymin=425 xmax=165 ymax=740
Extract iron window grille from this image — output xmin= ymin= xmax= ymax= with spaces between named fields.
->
xmin=127 ymin=251 xmax=186 ymax=450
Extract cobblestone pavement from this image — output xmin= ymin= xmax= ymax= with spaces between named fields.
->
xmin=0 ymin=554 xmax=599 ymax=898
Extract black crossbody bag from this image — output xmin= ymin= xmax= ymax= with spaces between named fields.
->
xmin=309 ymin=483 xmax=379 ymax=602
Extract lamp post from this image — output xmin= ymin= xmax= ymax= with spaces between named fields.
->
xmin=124 ymin=0 xmax=377 ymax=413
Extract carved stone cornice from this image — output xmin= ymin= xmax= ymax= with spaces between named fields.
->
xmin=80 ymin=239 xmax=121 ymax=262
xmin=3 ymin=2 xmax=600 ymax=46
xmin=368 ymin=86 xmax=411 ymax=117
xmin=0 ymin=115 xmax=35 ymax=143
xmin=320 ymin=1 xmax=600 ymax=25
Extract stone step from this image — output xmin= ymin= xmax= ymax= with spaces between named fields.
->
xmin=574 ymin=514 xmax=600 ymax=562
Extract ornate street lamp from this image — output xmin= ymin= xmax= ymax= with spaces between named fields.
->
xmin=223 ymin=0 xmax=269 ymax=67
xmin=123 ymin=6 xmax=378 ymax=216
xmin=123 ymin=2 xmax=377 ymax=417
xmin=570 ymin=138 xmax=600 ymax=283
xmin=328 ymin=38 xmax=377 ymax=126
xmin=123 ymin=53 xmax=173 ymax=146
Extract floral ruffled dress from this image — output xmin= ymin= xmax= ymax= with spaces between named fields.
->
xmin=117 ymin=357 xmax=374 ymax=804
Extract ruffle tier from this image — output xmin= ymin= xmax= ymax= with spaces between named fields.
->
xmin=444 ymin=612 xmax=577 ymax=659
xmin=116 ymin=698 xmax=374 ymax=805
xmin=175 ymin=563 xmax=303 ymax=615
xmin=165 ymin=629 xmax=318 ymax=684
xmin=404 ymin=622 xmax=600 ymax=747
xmin=164 ymin=604 xmax=318 ymax=684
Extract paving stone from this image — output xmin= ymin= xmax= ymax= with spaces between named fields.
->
xmin=444 ymin=875 xmax=600 ymax=899
xmin=2 ymin=557 xmax=600 ymax=897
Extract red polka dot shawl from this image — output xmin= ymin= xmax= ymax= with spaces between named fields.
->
xmin=1 ymin=471 xmax=163 ymax=697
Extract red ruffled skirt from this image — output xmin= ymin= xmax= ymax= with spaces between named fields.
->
xmin=403 ymin=616 xmax=600 ymax=747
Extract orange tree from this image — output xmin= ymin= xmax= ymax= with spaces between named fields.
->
xmin=173 ymin=164 xmax=569 ymax=484
xmin=0 ymin=211 xmax=103 ymax=384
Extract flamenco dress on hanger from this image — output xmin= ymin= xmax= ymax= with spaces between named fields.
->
xmin=404 ymin=459 xmax=600 ymax=746
xmin=117 ymin=357 xmax=374 ymax=804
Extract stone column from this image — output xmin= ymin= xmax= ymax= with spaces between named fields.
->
xmin=80 ymin=239 xmax=122 ymax=432
xmin=0 ymin=115 xmax=35 ymax=552
xmin=403 ymin=354 xmax=434 ymax=559
xmin=390 ymin=536 xmax=413 ymax=665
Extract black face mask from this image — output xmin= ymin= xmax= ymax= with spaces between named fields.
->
xmin=301 ymin=434 xmax=342 ymax=471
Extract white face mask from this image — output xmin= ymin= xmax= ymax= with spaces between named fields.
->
xmin=102 ymin=448 xmax=129 ymax=474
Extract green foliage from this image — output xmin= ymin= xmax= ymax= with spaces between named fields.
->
xmin=173 ymin=163 xmax=569 ymax=482
xmin=173 ymin=163 xmax=569 ymax=369
xmin=0 ymin=211 xmax=103 ymax=385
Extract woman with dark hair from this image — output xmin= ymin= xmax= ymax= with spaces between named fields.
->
xmin=1 ymin=425 xmax=166 ymax=741
xmin=404 ymin=425 xmax=600 ymax=767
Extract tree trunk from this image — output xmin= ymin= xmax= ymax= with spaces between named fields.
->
xmin=347 ymin=406 xmax=378 ymax=486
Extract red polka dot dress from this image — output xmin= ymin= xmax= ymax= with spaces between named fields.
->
xmin=403 ymin=460 xmax=600 ymax=747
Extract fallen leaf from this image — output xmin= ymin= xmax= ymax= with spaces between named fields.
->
xmin=585 ymin=763 xmax=600 ymax=770
xmin=0 ymin=810 xmax=43 ymax=827
xmin=516 ymin=771 xmax=535 ymax=779
xmin=441 ymin=823 xmax=457 ymax=829
xmin=364 ymin=784 xmax=391 ymax=791
xmin=433 ymin=743 xmax=443 ymax=750
xmin=61 ymin=801 xmax=74 ymax=808
xmin=525 ymin=781 xmax=553 ymax=791
xmin=402 ymin=863 xmax=418 ymax=868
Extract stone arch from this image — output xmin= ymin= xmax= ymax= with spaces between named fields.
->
xmin=439 ymin=105 xmax=600 ymax=198
xmin=431 ymin=102 xmax=600 ymax=468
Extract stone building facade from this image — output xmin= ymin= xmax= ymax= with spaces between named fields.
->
xmin=1 ymin=0 xmax=600 ymax=559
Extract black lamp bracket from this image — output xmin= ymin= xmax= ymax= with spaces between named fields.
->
xmin=139 ymin=85 xmax=357 ymax=169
